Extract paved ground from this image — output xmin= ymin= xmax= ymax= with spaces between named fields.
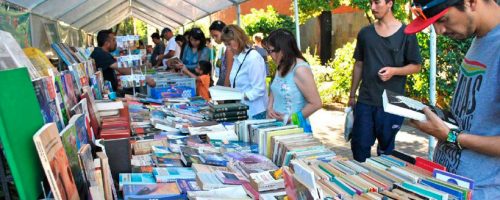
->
xmin=309 ymin=109 xmax=432 ymax=160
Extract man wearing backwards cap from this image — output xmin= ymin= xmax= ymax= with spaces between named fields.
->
xmin=348 ymin=0 xmax=422 ymax=163
xmin=406 ymin=0 xmax=500 ymax=198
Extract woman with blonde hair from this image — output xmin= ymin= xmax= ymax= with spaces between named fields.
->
xmin=221 ymin=25 xmax=268 ymax=119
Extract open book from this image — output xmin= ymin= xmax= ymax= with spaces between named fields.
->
xmin=209 ymin=86 xmax=244 ymax=101
xmin=382 ymin=90 xmax=458 ymax=129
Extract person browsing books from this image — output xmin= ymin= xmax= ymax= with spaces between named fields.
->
xmin=156 ymin=27 xmax=181 ymax=67
xmin=174 ymin=60 xmax=213 ymax=101
xmin=221 ymin=25 xmax=268 ymax=119
xmin=405 ymin=0 xmax=500 ymax=198
xmin=210 ymin=20 xmax=234 ymax=87
xmin=181 ymin=28 xmax=210 ymax=74
xmin=348 ymin=0 xmax=423 ymax=162
xmin=264 ymin=29 xmax=322 ymax=124
xmin=150 ymin=32 xmax=165 ymax=66
xmin=90 ymin=29 xmax=132 ymax=92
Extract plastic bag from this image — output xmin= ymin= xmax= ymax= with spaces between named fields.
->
xmin=344 ymin=107 xmax=354 ymax=142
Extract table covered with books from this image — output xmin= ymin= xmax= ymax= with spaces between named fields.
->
xmin=44 ymin=88 xmax=474 ymax=200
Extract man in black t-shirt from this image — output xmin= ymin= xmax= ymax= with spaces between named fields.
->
xmin=348 ymin=0 xmax=422 ymax=162
xmin=90 ymin=29 xmax=132 ymax=92
xmin=150 ymin=32 xmax=165 ymax=66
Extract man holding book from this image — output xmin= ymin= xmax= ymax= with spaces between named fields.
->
xmin=348 ymin=0 xmax=422 ymax=162
xmin=405 ymin=0 xmax=500 ymax=198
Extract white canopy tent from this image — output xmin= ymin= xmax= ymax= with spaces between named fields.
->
xmin=6 ymin=0 xmax=247 ymax=33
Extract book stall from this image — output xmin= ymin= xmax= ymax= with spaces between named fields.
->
xmin=0 ymin=27 xmax=476 ymax=200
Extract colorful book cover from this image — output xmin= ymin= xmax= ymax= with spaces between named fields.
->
xmin=60 ymin=123 xmax=86 ymax=198
xmin=215 ymin=171 xmax=248 ymax=185
xmin=122 ymin=183 xmax=183 ymax=200
xmin=200 ymin=153 xmax=228 ymax=166
xmin=119 ymin=173 xmax=157 ymax=190
xmin=153 ymin=167 xmax=196 ymax=183
xmin=33 ymin=123 xmax=79 ymax=200
xmin=176 ymin=179 xmax=200 ymax=193
xmin=32 ymin=77 xmax=64 ymax=131
xmin=78 ymin=144 xmax=96 ymax=187
xmin=69 ymin=114 xmax=88 ymax=150
xmin=50 ymin=69 xmax=69 ymax=125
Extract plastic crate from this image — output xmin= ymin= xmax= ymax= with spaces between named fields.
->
xmin=149 ymin=86 xmax=196 ymax=99
xmin=147 ymin=77 xmax=196 ymax=98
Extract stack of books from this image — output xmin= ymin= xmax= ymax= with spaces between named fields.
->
xmin=99 ymin=101 xmax=130 ymax=139
xmin=281 ymin=153 xmax=474 ymax=200
xmin=209 ymin=102 xmax=249 ymax=122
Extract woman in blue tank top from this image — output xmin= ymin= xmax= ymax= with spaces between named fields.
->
xmin=265 ymin=29 xmax=322 ymax=123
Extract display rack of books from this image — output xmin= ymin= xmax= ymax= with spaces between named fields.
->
xmin=115 ymin=35 xmax=147 ymax=96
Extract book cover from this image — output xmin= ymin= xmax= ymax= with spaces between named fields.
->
xmin=154 ymin=157 xmax=184 ymax=167
xmin=0 ymin=30 xmax=40 ymax=78
xmin=215 ymin=170 xmax=249 ymax=185
xmin=33 ymin=77 xmax=64 ymax=131
xmin=176 ymin=179 xmax=200 ymax=193
xmin=33 ymin=123 xmax=79 ymax=200
xmin=214 ymin=115 xmax=249 ymax=122
xmin=416 ymin=157 xmax=446 ymax=173
xmin=382 ymin=90 xmax=458 ymax=128
xmin=103 ymin=138 xmax=132 ymax=181
xmin=119 ymin=173 xmax=160 ymax=190
xmin=97 ymin=152 xmax=118 ymax=199
xmin=60 ymin=123 xmax=86 ymax=198
xmin=209 ymin=86 xmax=244 ymax=101
xmin=200 ymin=153 xmax=228 ymax=166
xmin=209 ymin=110 xmax=248 ymax=119
xmin=210 ymin=102 xmax=249 ymax=112
xmin=433 ymin=169 xmax=474 ymax=190
xmin=78 ymin=144 xmax=97 ymax=187
xmin=69 ymin=114 xmax=89 ymax=150
xmin=122 ymin=183 xmax=183 ymax=200
xmin=188 ymin=124 xmax=227 ymax=135
xmin=153 ymin=167 xmax=196 ymax=183
xmin=82 ymin=91 xmax=100 ymax=138
xmin=180 ymin=146 xmax=200 ymax=167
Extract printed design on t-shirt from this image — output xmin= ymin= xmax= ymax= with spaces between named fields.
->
xmin=433 ymin=141 xmax=462 ymax=173
xmin=434 ymin=58 xmax=486 ymax=172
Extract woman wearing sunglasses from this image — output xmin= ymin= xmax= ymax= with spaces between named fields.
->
xmin=264 ymin=29 xmax=322 ymax=124
xmin=221 ymin=25 xmax=268 ymax=119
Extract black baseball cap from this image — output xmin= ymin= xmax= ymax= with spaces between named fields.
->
xmin=405 ymin=0 xmax=461 ymax=34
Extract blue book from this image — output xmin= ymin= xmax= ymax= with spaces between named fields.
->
xmin=153 ymin=167 xmax=196 ymax=183
xmin=122 ymin=183 xmax=184 ymax=200
xmin=119 ymin=173 xmax=156 ymax=190
xmin=420 ymin=179 xmax=463 ymax=200
xmin=200 ymin=153 xmax=228 ymax=166
xmin=175 ymin=179 xmax=200 ymax=194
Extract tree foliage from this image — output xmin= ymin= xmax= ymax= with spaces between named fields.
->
xmin=115 ymin=17 xmax=148 ymax=44
xmin=241 ymin=5 xmax=295 ymax=37
xmin=299 ymin=0 xmax=472 ymax=108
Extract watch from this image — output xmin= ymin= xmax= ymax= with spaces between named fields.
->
xmin=446 ymin=128 xmax=463 ymax=149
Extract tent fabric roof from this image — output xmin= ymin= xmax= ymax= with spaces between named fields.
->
xmin=7 ymin=0 xmax=246 ymax=32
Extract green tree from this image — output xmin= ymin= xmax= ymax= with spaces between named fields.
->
xmin=241 ymin=5 xmax=295 ymax=37
xmin=299 ymin=0 xmax=472 ymax=108
xmin=115 ymin=17 xmax=148 ymax=45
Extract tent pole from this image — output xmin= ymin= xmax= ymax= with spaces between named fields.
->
xmin=293 ymin=0 xmax=301 ymax=49
xmin=428 ymin=25 xmax=437 ymax=160
xmin=236 ymin=3 xmax=241 ymax=26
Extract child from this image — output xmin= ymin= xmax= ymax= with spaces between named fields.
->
xmin=178 ymin=60 xmax=213 ymax=101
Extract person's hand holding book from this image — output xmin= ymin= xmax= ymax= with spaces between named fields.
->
xmin=409 ymin=107 xmax=450 ymax=141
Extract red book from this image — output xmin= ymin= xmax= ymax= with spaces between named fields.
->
xmin=100 ymin=127 xmax=130 ymax=139
xmin=415 ymin=157 xmax=446 ymax=173
xmin=242 ymin=183 xmax=260 ymax=200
